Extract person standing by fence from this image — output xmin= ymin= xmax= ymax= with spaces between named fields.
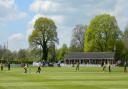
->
xmin=108 ymin=62 xmax=111 ymax=72
xmin=103 ymin=62 xmax=106 ymax=71
xmin=0 ymin=63 xmax=3 ymax=71
xmin=36 ymin=66 xmax=41 ymax=73
xmin=76 ymin=62 xmax=80 ymax=71
xmin=7 ymin=62 xmax=10 ymax=71
xmin=124 ymin=61 xmax=127 ymax=72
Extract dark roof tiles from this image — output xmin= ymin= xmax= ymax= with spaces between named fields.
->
xmin=64 ymin=52 xmax=115 ymax=60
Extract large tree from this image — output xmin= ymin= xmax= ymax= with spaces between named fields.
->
xmin=84 ymin=14 xmax=122 ymax=52
xmin=29 ymin=17 xmax=58 ymax=61
xmin=48 ymin=42 xmax=56 ymax=62
xmin=0 ymin=45 xmax=14 ymax=62
xmin=56 ymin=44 xmax=68 ymax=60
xmin=17 ymin=49 xmax=28 ymax=63
xmin=70 ymin=24 xmax=87 ymax=52
xmin=124 ymin=25 xmax=128 ymax=49
xmin=122 ymin=25 xmax=128 ymax=61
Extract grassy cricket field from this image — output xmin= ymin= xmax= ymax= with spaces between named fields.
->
xmin=0 ymin=66 xmax=128 ymax=89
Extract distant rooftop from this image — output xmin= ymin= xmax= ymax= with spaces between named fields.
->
xmin=64 ymin=52 xmax=115 ymax=60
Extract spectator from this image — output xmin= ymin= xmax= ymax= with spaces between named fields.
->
xmin=124 ymin=61 xmax=127 ymax=72
xmin=7 ymin=62 xmax=11 ymax=70
xmin=76 ymin=62 xmax=80 ymax=71
xmin=36 ymin=66 xmax=41 ymax=73
xmin=0 ymin=63 xmax=3 ymax=71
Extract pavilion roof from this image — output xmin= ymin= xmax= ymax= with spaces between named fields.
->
xmin=64 ymin=52 xmax=115 ymax=60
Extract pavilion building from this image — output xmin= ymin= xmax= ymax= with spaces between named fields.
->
xmin=64 ymin=52 xmax=115 ymax=64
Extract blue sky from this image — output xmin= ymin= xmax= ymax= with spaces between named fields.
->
xmin=0 ymin=0 xmax=128 ymax=51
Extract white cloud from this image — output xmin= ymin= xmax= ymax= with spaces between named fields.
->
xmin=50 ymin=15 xmax=65 ymax=25
xmin=29 ymin=0 xmax=60 ymax=13
xmin=98 ymin=0 xmax=128 ymax=31
xmin=9 ymin=33 xmax=24 ymax=41
xmin=0 ymin=0 xmax=27 ymax=23
xmin=30 ymin=0 xmax=50 ymax=12
xmin=28 ymin=0 xmax=128 ymax=48
xmin=8 ymin=33 xmax=27 ymax=51
xmin=112 ymin=0 xmax=128 ymax=31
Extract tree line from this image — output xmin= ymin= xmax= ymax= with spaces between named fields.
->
xmin=1 ymin=14 xmax=128 ymax=63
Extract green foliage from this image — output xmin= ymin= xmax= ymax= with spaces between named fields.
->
xmin=29 ymin=48 xmax=42 ymax=61
xmin=0 ymin=46 xmax=14 ymax=62
xmin=122 ymin=25 xmax=128 ymax=60
xmin=56 ymin=44 xmax=68 ymax=60
xmin=48 ymin=42 xmax=56 ymax=62
xmin=28 ymin=17 xmax=58 ymax=61
xmin=115 ymin=39 xmax=125 ymax=60
xmin=16 ymin=49 xmax=29 ymax=63
xmin=124 ymin=25 xmax=128 ymax=50
xmin=84 ymin=14 xmax=121 ymax=52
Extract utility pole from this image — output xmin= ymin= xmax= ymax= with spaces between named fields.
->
xmin=114 ymin=44 xmax=116 ymax=64
xmin=7 ymin=41 xmax=8 ymax=62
